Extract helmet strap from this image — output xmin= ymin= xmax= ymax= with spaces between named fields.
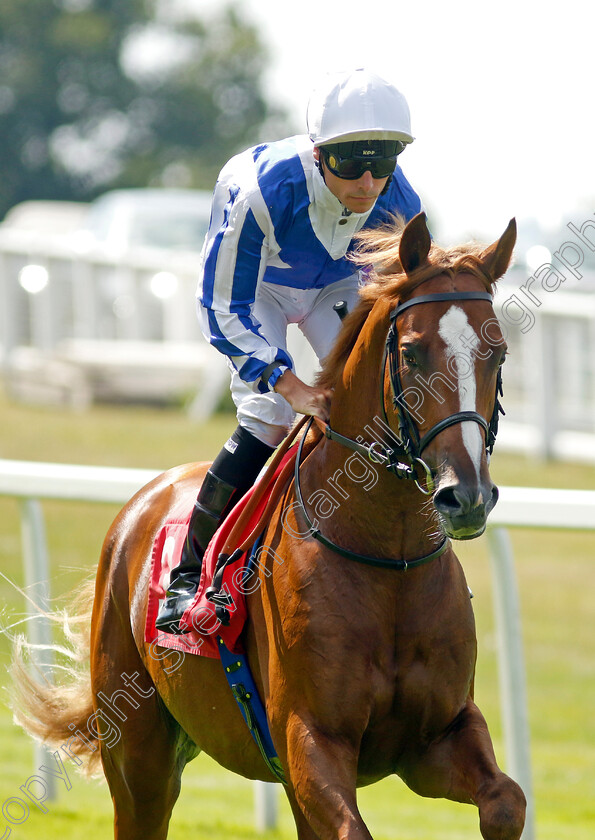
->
xmin=380 ymin=176 xmax=392 ymax=196
xmin=314 ymin=148 xmax=327 ymax=184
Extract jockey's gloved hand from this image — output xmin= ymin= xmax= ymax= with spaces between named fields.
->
xmin=273 ymin=369 xmax=332 ymax=422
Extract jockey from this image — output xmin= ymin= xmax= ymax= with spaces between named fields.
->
xmin=156 ymin=68 xmax=424 ymax=634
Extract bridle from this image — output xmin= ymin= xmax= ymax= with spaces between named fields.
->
xmin=383 ymin=290 xmax=504 ymax=490
xmin=318 ymin=290 xmax=504 ymax=496
xmin=293 ymin=289 xmax=504 ymax=570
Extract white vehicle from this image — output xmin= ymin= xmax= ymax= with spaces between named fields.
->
xmin=1 ymin=200 xmax=89 ymax=236
xmin=80 ymin=188 xmax=213 ymax=253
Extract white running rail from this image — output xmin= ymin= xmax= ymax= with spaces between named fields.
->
xmin=2 ymin=458 xmax=595 ymax=837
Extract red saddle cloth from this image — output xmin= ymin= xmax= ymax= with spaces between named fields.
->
xmin=145 ymin=451 xmax=293 ymax=659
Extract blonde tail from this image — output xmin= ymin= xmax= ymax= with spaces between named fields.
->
xmin=11 ymin=578 xmax=102 ymax=775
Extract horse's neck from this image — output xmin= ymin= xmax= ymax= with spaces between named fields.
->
xmin=302 ymin=446 xmax=430 ymax=558
xmin=302 ymin=301 xmax=438 ymax=562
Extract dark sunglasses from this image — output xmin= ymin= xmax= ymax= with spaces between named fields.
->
xmin=321 ymin=142 xmax=405 ymax=180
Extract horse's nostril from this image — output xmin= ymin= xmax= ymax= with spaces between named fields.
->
xmin=435 ymin=483 xmax=497 ymax=519
xmin=434 ymin=486 xmax=464 ymax=515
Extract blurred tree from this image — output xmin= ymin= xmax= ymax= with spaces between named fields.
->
xmin=0 ymin=0 xmax=288 ymax=219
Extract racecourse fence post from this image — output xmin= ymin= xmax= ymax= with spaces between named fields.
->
xmin=20 ymin=498 xmax=57 ymax=800
xmin=486 ymin=526 xmax=535 ymax=840
xmin=530 ymin=311 xmax=557 ymax=461
xmin=254 ymin=781 xmax=278 ymax=831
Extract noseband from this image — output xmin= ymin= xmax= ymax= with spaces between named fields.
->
xmin=320 ymin=290 xmax=504 ymax=495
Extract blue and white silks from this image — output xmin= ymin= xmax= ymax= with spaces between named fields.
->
xmin=197 ymin=134 xmax=422 ymax=395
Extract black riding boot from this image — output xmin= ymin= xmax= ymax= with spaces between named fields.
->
xmin=155 ymin=470 xmax=237 ymax=634
xmin=155 ymin=425 xmax=275 ymax=634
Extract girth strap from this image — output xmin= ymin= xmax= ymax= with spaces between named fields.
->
xmin=217 ymin=636 xmax=287 ymax=784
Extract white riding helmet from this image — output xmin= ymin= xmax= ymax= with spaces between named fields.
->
xmin=307 ymin=68 xmax=414 ymax=147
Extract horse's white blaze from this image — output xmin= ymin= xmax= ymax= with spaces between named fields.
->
xmin=438 ymin=306 xmax=482 ymax=477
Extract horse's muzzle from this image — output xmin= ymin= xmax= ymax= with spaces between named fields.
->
xmin=433 ymin=481 xmax=499 ymax=540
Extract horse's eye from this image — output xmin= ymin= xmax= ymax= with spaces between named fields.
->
xmin=498 ymin=352 xmax=508 ymax=367
xmin=401 ymin=349 xmax=417 ymax=367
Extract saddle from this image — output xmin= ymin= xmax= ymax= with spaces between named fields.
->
xmin=145 ymin=417 xmax=311 ymax=658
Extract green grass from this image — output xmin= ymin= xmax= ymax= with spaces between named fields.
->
xmin=0 ymin=390 xmax=594 ymax=839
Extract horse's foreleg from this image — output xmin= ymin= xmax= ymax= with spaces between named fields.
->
xmin=402 ymin=699 xmax=526 ymax=840
xmin=282 ymin=713 xmax=373 ymax=840
xmin=284 ymin=785 xmax=323 ymax=840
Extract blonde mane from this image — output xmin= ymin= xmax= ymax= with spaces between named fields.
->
xmin=317 ymin=217 xmax=498 ymax=391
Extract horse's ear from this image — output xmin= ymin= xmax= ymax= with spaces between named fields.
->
xmin=481 ymin=218 xmax=517 ymax=280
xmin=399 ymin=212 xmax=432 ymax=275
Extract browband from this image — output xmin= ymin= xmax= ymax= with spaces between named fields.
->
xmin=392 ymin=291 xmax=493 ymax=319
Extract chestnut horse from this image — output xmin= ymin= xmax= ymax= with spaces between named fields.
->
xmin=14 ymin=214 xmax=526 ymax=839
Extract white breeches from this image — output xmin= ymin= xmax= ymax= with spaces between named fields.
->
xmin=228 ymin=274 xmax=361 ymax=447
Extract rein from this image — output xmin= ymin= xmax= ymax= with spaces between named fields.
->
xmin=205 ymin=417 xmax=309 ymax=616
xmin=207 ymin=288 xmax=504 ymax=610
xmin=295 ymin=417 xmax=449 ymax=570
